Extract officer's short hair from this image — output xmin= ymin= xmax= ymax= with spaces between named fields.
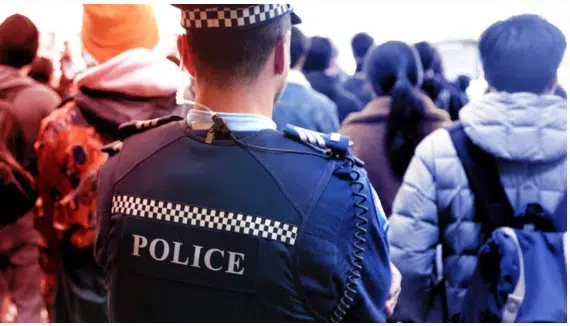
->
xmin=290 ymin=27 xmax=309 ymax=69
xmin=479 ymin=14 xmax=566 ymax=94
xmin=351 ymin=33 xmax=374 ymax=59
xmin=185 ymin=15 xmax=291 ymax=87
xmin=0 ymin=14 xmax=39 ymax=68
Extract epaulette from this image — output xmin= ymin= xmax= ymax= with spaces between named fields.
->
xmin=102 ymin=140 xmax=123 ymax=156
xmin=118 ymin=115 xmax=183 ymax=140
xmin=283 ymin=124 xmax=353 ymax=156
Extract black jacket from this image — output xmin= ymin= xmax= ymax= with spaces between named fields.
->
xmin=343 ymin=73 xmax=374 ymax=106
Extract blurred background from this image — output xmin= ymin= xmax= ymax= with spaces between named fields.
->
xmin=0 ymin=1 xmax=567 ymax=323
xmin=1 ymin=0 xmax=568 ymax=99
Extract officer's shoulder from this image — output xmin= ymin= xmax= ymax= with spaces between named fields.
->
xmin=102 ymin=115 xmax=183 ymax=157
xmin=102 ymin=140 xmax=123 ymax=156
xmin=118 ymin=115 xmax=183 ymax=141
xmin=282 ymin=124 xmax=354 ymax=159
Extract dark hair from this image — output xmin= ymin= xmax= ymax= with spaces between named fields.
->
xmin=351 ymin=33 xmax=374 ymax=59
xmin=302 ymin=37 xmax=333 ymax=72
xmin=364 ymin=41 xmax=426 ymax=177
xmin=479 ymin=14 xmax=566 ymax=93
xmin=29 ymin=56 xmax=54 ymax=84
xmin=414 ymin=42 xmax=443 ymax=76
xmin=290 ymin=27 xmax=309 ymax=69
xmin=185 ymin=16 xmax=290 ymax=87
xmin=414 ymin=41 xmax=445 ymax=100
xmin=415 ymin=41 xmax=468 ymax=120
xmin=0 ymin=14 xmax=39 ymax=68
xmin=454 ymin=75 xmax=471 ymax=93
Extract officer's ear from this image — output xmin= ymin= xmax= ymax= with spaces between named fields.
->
xmin=273 ymin=34 xmax=287 ymax=76
xmin=177 ymin=34 xmax=196 ymax=77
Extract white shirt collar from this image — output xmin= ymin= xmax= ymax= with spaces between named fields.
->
xmin=186 ymin=109 xmax=276 ymax=132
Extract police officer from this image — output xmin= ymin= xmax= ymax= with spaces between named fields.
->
xmin=95 ymin=4 xmax=398 ymax=322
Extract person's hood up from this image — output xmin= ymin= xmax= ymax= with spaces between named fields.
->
xmin=0 ymin=65 xmax=35 ymax=91
xmin=74 ymin=48 xmax=184 ymax=138
xmin=76 ymin=48 xmax=178 ymax=98
xmin=460 ymin=92 xmax=567 ymax=163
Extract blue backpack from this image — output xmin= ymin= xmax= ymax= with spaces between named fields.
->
xmin=447 ymin=124 xmax=567 ymax=323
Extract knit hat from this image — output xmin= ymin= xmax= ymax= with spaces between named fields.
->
xmin=81 ymin=4 xmax=159 ymax=64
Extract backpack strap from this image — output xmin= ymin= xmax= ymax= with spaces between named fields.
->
xmin=562 ymin=232 xmax=568 ymax=266
xmin=447 ymin=123 xmax=514 ymax=235
xmin=554 ymin=192 xmax=567 ymax=231
xmin=499 ymin=227 xmax=526 ymax=323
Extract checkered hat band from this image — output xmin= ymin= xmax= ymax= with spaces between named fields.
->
xmin=112 ymin=195 xmax=298 ymax=246
xmin=180 ymin=4 xmax=292 ymax=29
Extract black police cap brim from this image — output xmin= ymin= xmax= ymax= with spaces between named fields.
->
xmin=171 ymin=4 xmax=301 ymax=25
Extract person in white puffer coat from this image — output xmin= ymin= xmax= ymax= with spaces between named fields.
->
xmin=388 ymin=14 xmax=567 ymax=322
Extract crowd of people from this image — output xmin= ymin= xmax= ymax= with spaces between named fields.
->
xmin=0 ymin=3 xmax=567 ymax=323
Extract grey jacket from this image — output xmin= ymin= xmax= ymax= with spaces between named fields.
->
xmin=388 ymin=92 xmax=567 ymax=321
xmin=0 ymin=65 xmax=60 ymax=172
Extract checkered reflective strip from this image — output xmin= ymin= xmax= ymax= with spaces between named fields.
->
xmin=180 ymin=4 xmax=293 ymax=29
xmin=112 ymin=195 xmax=298 ymax=246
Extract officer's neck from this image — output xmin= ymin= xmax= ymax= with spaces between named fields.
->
xmin=194 ymin=83 xmax=274 ymax=119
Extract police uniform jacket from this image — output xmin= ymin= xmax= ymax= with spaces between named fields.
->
xmin=95 ymin=110 xmax=392 ymax=322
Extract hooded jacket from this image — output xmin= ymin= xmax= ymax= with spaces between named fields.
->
xmin=340 ymin=94 xmax=450 ymax=216
xmin=35 ymin=48 xmax=184 ymax=322
xmin=73 ymin=48 xmax=184 ymax=140
xmin=388 ymin=92 xmax=567 ymax=322
xmin=37 ymin=47 xmax=184 ymax=244
xmin=0 ymin=69 xmax=57 ymax=323
xmin=0 ymin=65 xmax=61 ymax=172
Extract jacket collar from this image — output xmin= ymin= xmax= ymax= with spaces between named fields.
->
xmin=0 ymin=65 xmax=35 ymax=90
xmin=344 ymin=93 xmax=449 ymax=124
xmin=75 ymin=48 xmax=178 ymax=98
xmin=186 ymin=109 xmax=277 ymax=132
xmin=460 ymin=92 xmax=567 ymax=162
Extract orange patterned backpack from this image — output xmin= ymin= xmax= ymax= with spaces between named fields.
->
xmin=35 ymin=101 xmax=108 ymax=250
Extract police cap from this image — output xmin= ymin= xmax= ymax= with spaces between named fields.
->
xmin=171 ymin=4 xmax=301 ymax=30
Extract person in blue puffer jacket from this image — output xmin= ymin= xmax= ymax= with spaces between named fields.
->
xmin=388 ymin=14 xmax=567 ymax=322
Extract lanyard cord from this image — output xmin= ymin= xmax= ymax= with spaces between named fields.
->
xmin=179 ymin=98 xmax=331 ymax=160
